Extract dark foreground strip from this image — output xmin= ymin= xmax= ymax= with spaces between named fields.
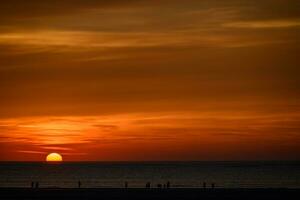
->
xmin=0 ymin=188 xmax=299 ymax=200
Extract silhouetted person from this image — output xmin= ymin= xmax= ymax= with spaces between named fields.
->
xmin=211 ymin=183 xmax=215 ymax=189
xmin=78 ymin=181 xmax=81 ymax=188
xmin=124 ymin=181 xmax=128 ymax=189
xmin=35 ymin=182 xmax=39 ymax=188
xmin=146 ymin=182 xmax=151 ymax=188
xmin=31 ymin=182 xmax=34 ymax=188
xmin=166 ymin=181 xmax=170 ymax=188
xmin=203 ymin=182 xmax=206 ymax=189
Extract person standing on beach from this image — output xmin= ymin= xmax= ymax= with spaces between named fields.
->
xmin=124 ymin=181 xmax=128 ymax=188
xmin=146 ymin=182 xmax=151 ymax=188
xmin=78 ymin=181 xmax=81 ymax=188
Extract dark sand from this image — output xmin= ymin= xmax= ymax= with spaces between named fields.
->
xmin=0 ymin=188 xmax=299 ymax=200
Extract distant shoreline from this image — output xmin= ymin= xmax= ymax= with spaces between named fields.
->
xmin=0 ymin=188 xmax=299 ymax=200
xmin=1 ymin=160 xmax=299 ymax=163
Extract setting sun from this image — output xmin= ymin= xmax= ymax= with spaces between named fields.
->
xmin=46 ymin=153 xmax=63 ymax=162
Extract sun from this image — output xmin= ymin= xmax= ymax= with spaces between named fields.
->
xmin=46 ymin=153 xmax=63 ymax=162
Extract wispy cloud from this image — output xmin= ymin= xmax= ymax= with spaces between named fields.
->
xmin=18 ymin=150 xmax=46 ymax=154
xmin=223 ymin=19 xmax=300 ymax=29
xmin=0 ymin=111 xmax=299 ymax=159
xmin=0 ymin=29 xmax=291 ymax=56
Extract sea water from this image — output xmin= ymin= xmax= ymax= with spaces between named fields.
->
xmin=0 ymin=161 xmax=299 ymax=188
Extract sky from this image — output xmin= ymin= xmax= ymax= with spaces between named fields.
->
xmin=0 ymin=0 xmax=299 ymax=161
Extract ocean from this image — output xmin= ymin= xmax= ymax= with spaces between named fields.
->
xmin=0 ymin=161 xmax=299 ymax=188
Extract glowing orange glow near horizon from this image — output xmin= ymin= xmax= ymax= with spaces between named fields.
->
xmin=0 ymin=111 xmax=299 ymax=161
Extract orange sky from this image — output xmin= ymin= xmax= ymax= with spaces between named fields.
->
xmin=0 ymin=0 xmax=300 ymax=161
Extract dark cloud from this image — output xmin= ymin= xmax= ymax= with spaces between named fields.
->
xmin=0 ymin=0 xmax=299 ymax=32
xmin=0 ymin=0 xmax=137 ymax=20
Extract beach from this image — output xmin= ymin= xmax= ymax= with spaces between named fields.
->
xmin=0 ymin=188 xmax=299 ymax=200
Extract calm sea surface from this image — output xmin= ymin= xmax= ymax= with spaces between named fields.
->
xmin=0 ymin=161 xmax=299 ymax=188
